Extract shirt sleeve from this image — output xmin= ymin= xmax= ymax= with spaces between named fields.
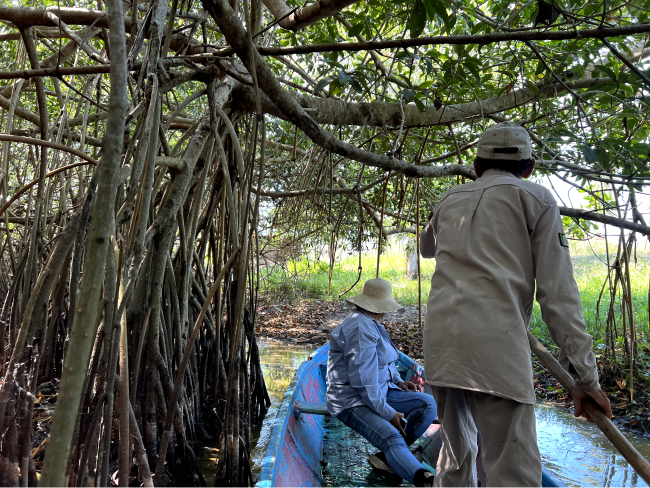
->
xmin=420 ymin=220 xmax=437 ymax=258
xmin=345 ymin=320 xmax=397 ymax=420
xmin=531 ymin=202 xmax=600 ymax=392
xmin=389 ymin=362 xmax=403 ymax=385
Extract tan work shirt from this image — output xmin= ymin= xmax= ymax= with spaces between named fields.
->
xmin=421 ymin=169 xmax=600 ymax=404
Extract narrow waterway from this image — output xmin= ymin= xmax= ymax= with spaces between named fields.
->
xmin=249 ymin=343 xmax=315 ymax=480
xmin=247 ymin=343 xmax=650 ymax=487
xmin=537 ymin=402 xmax=650 ymax=487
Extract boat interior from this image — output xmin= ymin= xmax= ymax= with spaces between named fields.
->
xmin=256 ymin=343 xmax=561 ymax=487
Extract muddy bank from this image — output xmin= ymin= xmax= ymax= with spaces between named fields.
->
xmin=255 ymin=299 xmax=348 ymax=345
xmin=255 ymin=299 xmax=423 ymax=351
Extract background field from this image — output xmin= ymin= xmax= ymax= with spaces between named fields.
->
xmin=263 ymin=238 xmax=650 ymax=362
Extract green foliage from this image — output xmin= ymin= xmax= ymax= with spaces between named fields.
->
xmin=562 ymin=216 xmax=598 ymax=240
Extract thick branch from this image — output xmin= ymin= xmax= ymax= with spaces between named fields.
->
xmin=203 ymin=0 xmax=491 ymax=179
xmin=0 ymin=134 xmax=99 ymax=165
xmin=39 ymin=0 xmax=128 ymax=481
xmin=44 ymin=10 xmax=109 ymax=64
xmin=0 ymin=7 xmax=115 ymax=28
xmin=233 ymin=77 xmax=608 ymax=127
xmin=262 ymin=0 xmax=359 ymax=31
xmin=0 ymin=26 xmax=99 ymax=41
xmin=253 ymin=173 xmax=388 ymax=197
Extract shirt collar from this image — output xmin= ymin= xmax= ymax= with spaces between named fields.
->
xmin=480 ymin=168 xmax=518 ymax=180
xmin=357 ymin=307 xmax=377 ymax=322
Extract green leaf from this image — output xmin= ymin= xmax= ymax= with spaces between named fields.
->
xmin=403 ymin=88 xmax=416 ymax=101
xmin=465 ymin=57 xmax=481 ymax=80
xmin=429 ymin=0 xmax=454 ymax=30
xmin=326 ymin=22 xmax=338 ymax=40
xmin=315 ymin=75 xmax=336 ymax=93
xmin=525 ymin=80 xmax=540 ymax=94
xmin=409 ymin=0 xmax=427 ymax=38
xmin=337 ymin=70 xmax=352 ymax=85
xmin=348 ymin=24 xmax=364 ymax=37
xmin=634 ymin=143 xmax=650 ymax=158
xmin=582 ymin=145 xmax=598 ymax=164
xmin=422 ymin=0 xmax=437 ymax=21
xmin=423 ymin=57 xmax=434 ymax=75
xmin=592 ymin=65 xmax=617 ymax=81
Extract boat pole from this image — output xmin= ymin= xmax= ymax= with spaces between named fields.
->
xmin=528 ymin=330 xmax=650 ymax=485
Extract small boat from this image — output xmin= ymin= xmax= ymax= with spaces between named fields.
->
xmin=256 ymin=343 xmax=563 ymax=487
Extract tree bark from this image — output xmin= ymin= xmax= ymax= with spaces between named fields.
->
xmin=39 ymin=0 xmax=128 ymax=481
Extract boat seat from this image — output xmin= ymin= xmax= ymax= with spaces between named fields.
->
xmin=292 ymin=400 xmax=331 ymax=419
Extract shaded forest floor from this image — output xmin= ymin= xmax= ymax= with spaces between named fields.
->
xmin=255 ymin=297 xmax=650 ymax=436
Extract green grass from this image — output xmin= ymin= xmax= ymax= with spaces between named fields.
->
xmin=274 ymin=248 xmax=437 ymax=306
xmin=263 ymin=238 xmax=650 ymax=355
xmin=530 ymin=240 xmax=650 ymax=350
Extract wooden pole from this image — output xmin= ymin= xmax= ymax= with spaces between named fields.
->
xmin=527 ymin=330 xmax=650 ymax=485
xmin=376 ymin=170 xmax=391 ymax=278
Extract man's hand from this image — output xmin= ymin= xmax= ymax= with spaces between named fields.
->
xmin=573 ymin=387 xmax=613 ymax=422
xmin=389 ymin=412 xmax=407 ymax=438
xmin=398 ymin=381 xmax=423 ymax=393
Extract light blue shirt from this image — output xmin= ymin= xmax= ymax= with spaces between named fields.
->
xmin=326 ymin=309 xmax=403 ymax=420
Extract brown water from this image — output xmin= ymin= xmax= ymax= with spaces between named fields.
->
xmin=536 ymin=402 xmax=650 ymax=487
xmin=231 ymin=343 xmax=650 ymax=487
xmin=249 ymin=343 xmax=315 ymax=480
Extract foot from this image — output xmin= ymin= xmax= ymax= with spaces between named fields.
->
xmin=368 ymin=452 xmax=400 ymax=480
xmin=422 ymin=471 xmax=434 ymax=488
xmin=413 ymin=468 xmax=435 ymax=487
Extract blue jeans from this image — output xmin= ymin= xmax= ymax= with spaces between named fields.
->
xmin=337 ymin=389 xmax=438 ymax=483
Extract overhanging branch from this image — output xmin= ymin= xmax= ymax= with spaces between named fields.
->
xmin=202 ymin=0 xmax=477 ymax=179
xmin=559 ymin=207 xmax=650 ymax=237
xmin=233 ymin=77 xmax=608 ymax=127
xmin=262 ymin=0 xmax=359 ymax=31
xmin=216 ymin=23 xmax=650 ymax=56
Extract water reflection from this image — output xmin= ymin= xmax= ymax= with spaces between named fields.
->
xmin=250 ymin=343 xmax=314 ymax=480
xmin=536 ymin=402 xmax=649 ymax=487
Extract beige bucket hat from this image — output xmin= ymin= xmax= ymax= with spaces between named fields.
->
xmin=346 ymin=278 xmax=403 ymax=313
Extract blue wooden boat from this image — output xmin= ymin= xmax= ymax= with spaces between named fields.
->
xmin=256 ymin=343 xmax=563 ymax=487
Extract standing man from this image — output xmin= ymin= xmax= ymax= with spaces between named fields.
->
xmin=420 ymin=122 xmax=612 ymax=486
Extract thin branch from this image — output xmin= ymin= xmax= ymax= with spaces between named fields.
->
xmin=0 ymin=134 xmax=99 ymax=165
xmin=214 ymin=23 xmax=650 ymax=56
xmin=559 ymin=206 xmax=650 ymax=237
xmin=601 ymin=38 xmax=650 ymax=89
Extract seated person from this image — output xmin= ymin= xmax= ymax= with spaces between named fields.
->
xmin=326 ymin=278 xmax=437 ymax=487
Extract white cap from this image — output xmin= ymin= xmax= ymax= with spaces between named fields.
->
xmin=477 ymin=122 xmax=532 ymax=161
